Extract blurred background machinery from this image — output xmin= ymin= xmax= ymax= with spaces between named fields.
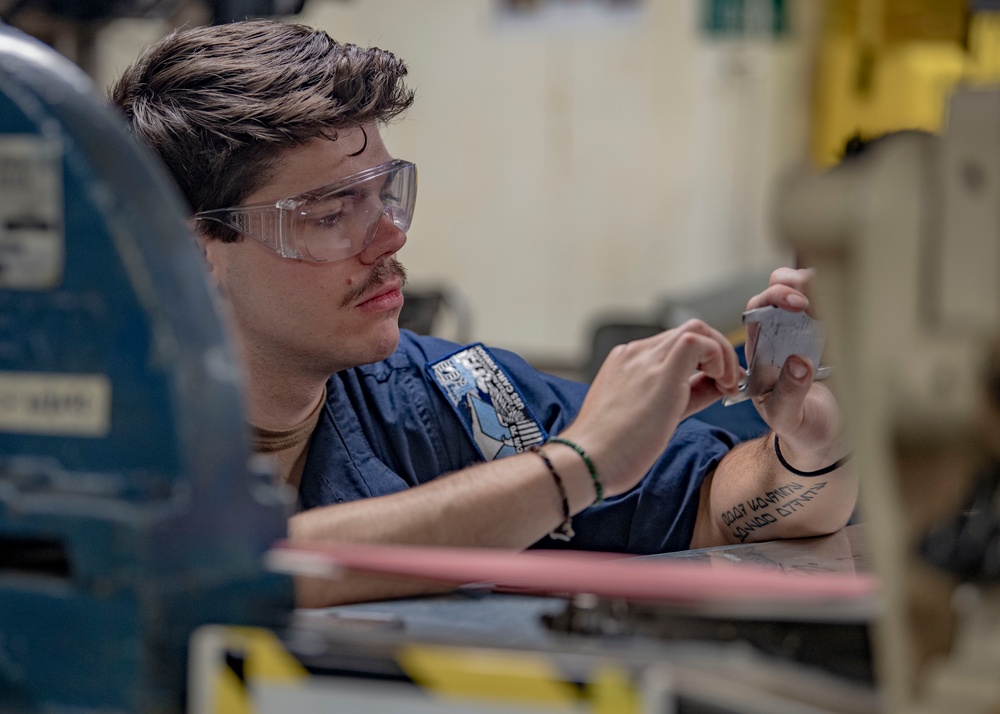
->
xmin=780 ymin=89 xmax=1000 ymax=713
xmin=0 ymin=24 xmax=291 ymax=713
xmin=811 ymin=0 xmax=1000 ymax=165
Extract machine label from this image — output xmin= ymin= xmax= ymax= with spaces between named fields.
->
xmin=0 ymin=372 xmax=111 ymax=436
xmin=0 ymin=136 xmax=63 ymax=289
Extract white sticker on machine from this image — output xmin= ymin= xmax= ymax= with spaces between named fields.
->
xmin=0 ymin=372 xmax=111 ymax=436
xmin=0 ymin=136 xmax=63 ymax=289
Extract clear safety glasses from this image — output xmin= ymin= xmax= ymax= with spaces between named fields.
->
xmin=194 ymin=159 xmax=417 ymax=262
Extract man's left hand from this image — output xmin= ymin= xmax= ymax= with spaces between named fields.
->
xmin=744 ymin=268 xmax=847 ymax=471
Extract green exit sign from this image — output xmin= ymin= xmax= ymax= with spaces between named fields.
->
xmin=702 ymin=0 xmax=788 ymax=37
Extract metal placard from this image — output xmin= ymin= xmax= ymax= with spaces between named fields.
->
xmin=0 ymin=135 xmax=63 ymax=289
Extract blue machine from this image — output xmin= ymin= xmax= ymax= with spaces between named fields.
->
xmin=0 ymin=24 xmax=293 ymax=713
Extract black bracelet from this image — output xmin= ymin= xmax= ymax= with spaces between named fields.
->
xmin=529 ymin=445 xmax=575 ymax=541
xmin=773 ymin=434 xmax=852 ymax=477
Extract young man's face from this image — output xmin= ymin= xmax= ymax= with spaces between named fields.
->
xmin=200 ymin=125 xmax=408 ymax=381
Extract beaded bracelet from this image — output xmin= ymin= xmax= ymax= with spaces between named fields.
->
xmin=547 ymin=436 xmax=604 ymax=504
xmin=529 ymin=445 xmax=574 ymax=541
xmin=773 ymin=434 xmax=852 ymax=477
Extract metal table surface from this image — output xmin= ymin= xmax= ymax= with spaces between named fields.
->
xmin=297 ymin=524 xmax=870 ymax=647
xmin=281 ymin=525 xmax=878 ymax=713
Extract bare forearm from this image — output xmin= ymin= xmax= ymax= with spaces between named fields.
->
xmin=288 ymin=446 xmax=599 ymax=606
xmin=691 ymin=434 xmax=857 ymax=548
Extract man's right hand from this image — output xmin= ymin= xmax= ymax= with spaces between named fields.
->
xmin=558 ymin=319 xmax=742 ymax=498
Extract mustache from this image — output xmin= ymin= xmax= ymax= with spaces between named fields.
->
xmin=340 ymin=258 xmax=408 ymax=308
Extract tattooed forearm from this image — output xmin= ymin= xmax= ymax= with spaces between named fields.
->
xmin=721 ymin=481 xmax=829 ymax=543
xmin=731 ymin=512 xmax=779 ymax=543
xmin=775 ymin=481 xmax=828 ymax=516
xmin=745 ymin=482 xmax=804 ymax=512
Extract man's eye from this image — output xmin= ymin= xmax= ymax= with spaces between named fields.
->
xmin=312 ymin=212 xmax=344 ymax=229
xmin=306 ymin=194 xmax=351 ymax=225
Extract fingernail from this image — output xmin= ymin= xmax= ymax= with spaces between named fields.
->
xmin=786 ymin=294 xmax=808 ymax=309
xmin=788 ymin=357 xmax=808 ymax=380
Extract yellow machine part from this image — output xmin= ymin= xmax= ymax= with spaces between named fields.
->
xmin=811 ymin=0 xmax=1000 ymax=165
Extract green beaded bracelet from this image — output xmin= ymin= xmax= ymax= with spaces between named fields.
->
xmin=547 ymin=436 xmax=604 ymax=504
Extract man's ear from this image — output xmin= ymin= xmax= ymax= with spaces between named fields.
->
xmin=188 ymin=219 xmax=225 ymax=286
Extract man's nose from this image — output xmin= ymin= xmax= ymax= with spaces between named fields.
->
xmin=358 ymin=210 xmax=406 ymax=264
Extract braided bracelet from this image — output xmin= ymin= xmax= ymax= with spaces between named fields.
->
xmin=547 ymin=436 xmax=604 ymax=504
xmin=529 ymin=445 xmax=574 ymax=541
xmin=773 ymin=434 xmax=852 ymax=477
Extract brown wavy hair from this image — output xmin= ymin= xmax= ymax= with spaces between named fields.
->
xmin=109 ymin=19 xmax=414 ymax=241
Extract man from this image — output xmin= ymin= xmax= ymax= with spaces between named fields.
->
xmin=110 ymin=20 xmax=856 ymax=607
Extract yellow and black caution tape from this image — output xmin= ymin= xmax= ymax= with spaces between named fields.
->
xmin=193 ymin=626 xmax=644 ymax=713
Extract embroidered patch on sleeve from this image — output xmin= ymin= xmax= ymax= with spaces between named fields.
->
xmin=427 ymin=344 xmax=547 ymax=461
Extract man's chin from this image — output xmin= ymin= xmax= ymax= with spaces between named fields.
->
xmin=361 ymin=322 xmax=401 ymax=366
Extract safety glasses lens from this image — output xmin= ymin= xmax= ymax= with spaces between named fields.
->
xmin=297 ymin=162 xmax=415 ymax=262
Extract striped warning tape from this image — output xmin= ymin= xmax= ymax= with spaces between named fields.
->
xmin=188 ymin=625 xmax=648 ymax=714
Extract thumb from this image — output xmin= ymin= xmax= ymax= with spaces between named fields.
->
xmin=758 ymin=355 xmax=812 ymax=429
